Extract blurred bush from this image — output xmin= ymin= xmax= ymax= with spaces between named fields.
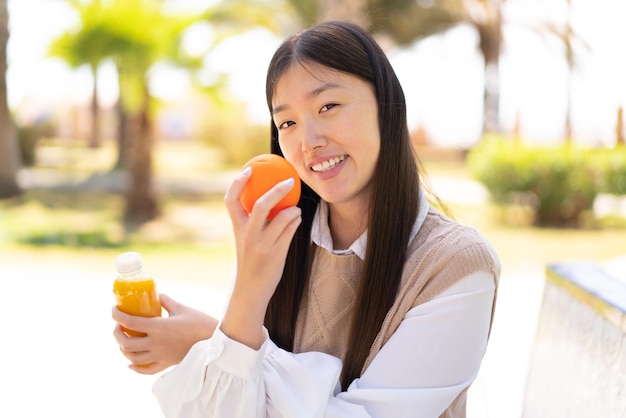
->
xmin=17 ymin=119 xmax=56 ymax=166
xmin=200 ymin=107 xmax=270 ymax=168
xmin=467 ymin=136 xmax=624 ymax=227
xmin=593 ymin=145 xmax=626 ymax=195
xmin=210 ymin=123 xmax=270 ymax=168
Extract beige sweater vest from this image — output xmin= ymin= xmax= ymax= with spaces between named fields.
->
xmin=294 ymin=209 xmax=501 ymax=418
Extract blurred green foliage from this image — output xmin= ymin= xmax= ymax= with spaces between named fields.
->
xmin=593 ymin=146 xmax=626 ymax=195
xmin=49 ymin=0 xmax=207 ymax=112
xmin=17 ymin=120 xmax=56 ymax=166
xmin=467 ymin=136 xmax=625 ymax=227
xmin=0 ymin=190 xmax=125 ymax=247
xmin=200 ymin=107 xmax=270 ymax=167
xmin=0 ymin=186 xmax=232 ymax=250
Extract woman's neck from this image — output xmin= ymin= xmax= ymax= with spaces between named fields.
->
xmin=327 ymin=201 xmax=368 ymax=251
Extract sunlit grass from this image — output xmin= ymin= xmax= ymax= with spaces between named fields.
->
xmin=0 ymin=191 xmax=121 ymax=246
xmin=0 ymin=169 xmax=236 ymax=287
xmin=0 ymin=189 xmax=233 ymax=247
xmin=446 ymin=199 xmax=626 ymax=279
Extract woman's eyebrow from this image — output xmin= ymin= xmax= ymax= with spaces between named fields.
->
xmin=272 ymin=82 xmax=343 ymax=115
xmin=307 ymin=82 xmax=342 ymax=99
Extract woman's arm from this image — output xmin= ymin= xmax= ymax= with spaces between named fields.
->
xmin=152 ymin=271 xmax=495 ymax=418
xmin=331 ymin=270 xmax=495 ymax=417
xmin=112 ymin=166 xmax=301 ymax=374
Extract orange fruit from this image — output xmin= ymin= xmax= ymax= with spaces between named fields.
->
xmin=240 ymin=154 xmax=301 ymax=220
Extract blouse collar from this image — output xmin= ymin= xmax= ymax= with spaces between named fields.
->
xmin=311 ymin=189 xmax=430 ymax=260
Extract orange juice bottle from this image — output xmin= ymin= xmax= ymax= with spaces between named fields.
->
xmin=113 ymin=251 xmax=161 ymax=337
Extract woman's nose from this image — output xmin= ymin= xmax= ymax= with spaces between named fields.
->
xmin=301 ymin=121 xmax=325 ymax=152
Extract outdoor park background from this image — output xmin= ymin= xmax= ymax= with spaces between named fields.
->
xmin=1 ymin=0 xmax=625 ymax=417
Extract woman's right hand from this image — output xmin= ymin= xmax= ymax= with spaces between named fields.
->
xmin=112 ymin=294 xmax=218 ymax=374
xmin=221 ymin=167 xmax=302 ymax=349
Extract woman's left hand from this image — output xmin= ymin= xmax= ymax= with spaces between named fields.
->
xmin=112 ymin=294 xmax=218 ymax=374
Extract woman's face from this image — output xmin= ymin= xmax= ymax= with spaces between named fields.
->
xmin=271 ymin=62 xmax=380 ymax=212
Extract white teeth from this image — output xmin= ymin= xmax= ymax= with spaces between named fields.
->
xmin=311 ymin=155 xmax=346 ymax=172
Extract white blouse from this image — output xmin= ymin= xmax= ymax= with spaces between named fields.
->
xmin=152 ymin=197 xmax=496 ymax=417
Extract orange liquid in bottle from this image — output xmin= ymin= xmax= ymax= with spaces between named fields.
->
xmin=113 ymin=278 xmax=162 ymax=337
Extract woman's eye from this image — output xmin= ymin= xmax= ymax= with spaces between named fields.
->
xmin=320 ymin=103 xmax=338 ymax=113
xmin=278 ymin=120 xmax=295 ymax=130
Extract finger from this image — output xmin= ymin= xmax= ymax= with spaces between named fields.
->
xmin=118 ymin=344 xmax=150 ymax=362
xmin=224 ymin=167 xmax=252 ymax=222
xmin=112 ymin=323 xmax=128 ymax=345
xmin=111 ymin=306 xmax=154 ymax=335
xmin=113 ymin=323 xmax=153 ymax=352
xmin=129 ymin=361 xmax=167 ymax=375
xmin=159 ymin=293 xmax=183 ymax=316
xmin=275 ymin=207 xmax=302 ymax=246
xmin=119 ymin=347 xmax=166 ymax=374
xmin=248 ymin=178 xmax=297 ymax=229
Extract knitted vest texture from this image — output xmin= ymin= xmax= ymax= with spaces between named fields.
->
xmin=294 ymin=209 xmax=501 ymax=418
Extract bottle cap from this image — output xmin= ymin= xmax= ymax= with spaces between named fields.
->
xmin=115 ymin=251 xmax=143 ymax=274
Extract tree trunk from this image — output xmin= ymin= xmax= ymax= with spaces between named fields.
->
xmin=0 ymin=0 xmax=21 ymax=199
xmin=617 ymin=106 xmax=624 ymax=147
xmin=123 ymin=81 xmax=158 ymax=228
xmin=88 ymin=65 xmax=101 ymax=148
xmin=115 ymin=97 xmax=130 ymax=169
xmin=563 ymin=0 xmax=574 ymax=143
xmin=476 ymin=2 xmax=503 ymax=136
xmin=564 ymin=63 xmax=573 ymax=142
xmin=482 ymin=56 xmax=500 ymax=135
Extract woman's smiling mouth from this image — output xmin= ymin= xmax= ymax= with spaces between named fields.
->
xmin=310 ymin=155 xmax=347 ymax=172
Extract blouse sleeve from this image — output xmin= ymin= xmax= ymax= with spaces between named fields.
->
xmin=152 ymin=270 xmax=495 ymax=418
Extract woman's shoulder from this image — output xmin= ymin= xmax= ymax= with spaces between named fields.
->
xmin=395 ymin=207 xmax=501 ymax=313
xmin=408 ymin=207 xmax=501 ymax=275
xmin=415 ymin=208 xmax=492 ymax=248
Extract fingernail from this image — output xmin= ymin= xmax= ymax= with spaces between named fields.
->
xmin=282 ymin=178 xmax=294 ymax=187
xmin=241 ymin=166 xmax=252 ymax=176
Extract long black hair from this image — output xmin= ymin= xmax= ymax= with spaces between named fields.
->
xmin=264 ymin=21 xmax=421 ymax=390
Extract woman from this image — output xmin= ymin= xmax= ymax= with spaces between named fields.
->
xmin=113 ymin=20 xmax=500 ymax=418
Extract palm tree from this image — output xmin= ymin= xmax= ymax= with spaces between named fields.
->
xmin=119 ymin=0 xmax=284 ymax=226
xmin=536 ymin=0 xmax=590 ymax=143
xmin=50 ymin=0 xmax=282 ymax=227
xmin=367 ymin=0 xmax=504 ymax=136
xmin=370 ymin=0 xmax=591 ymax=143
xmin=49 ymin=0 xmax=206 ymax=225
xmin=98 ymin=0 xmax=203 ymax=226
xmin=48 ymin=0 xmax=124 ymax=148
xmin=267 ymin=0 xmax=591 ymax=143
xmin=283 ymin=0 xmax=504 ymax=136
xmin=0 ymin=0 xmax=21 ymax=199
